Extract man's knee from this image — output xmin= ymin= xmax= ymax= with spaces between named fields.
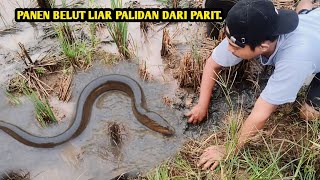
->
xmin=296 ymin=0 xmax=314 ymax=13
xmin=299 ymin=103 xmax=320 ymax=121
xmin=302 ymin=73 xmax=320 ymax=121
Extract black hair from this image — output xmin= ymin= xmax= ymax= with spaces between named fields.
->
xmin=247 ymin=35 xmax=279 ymax=50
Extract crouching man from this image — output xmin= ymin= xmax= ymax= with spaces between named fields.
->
xmin=187 ymin=0 xmax=320 ymax=170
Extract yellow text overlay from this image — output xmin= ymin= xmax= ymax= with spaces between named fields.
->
xmin=15 ymin=8 xmax=224 ymax=22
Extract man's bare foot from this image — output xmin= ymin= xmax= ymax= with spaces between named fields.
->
xmin=300 ymin=103 xmax=320 ymax=121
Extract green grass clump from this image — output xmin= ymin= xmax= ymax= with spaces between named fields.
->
xmin=5 ymin=91 xmax=21 ymax=106
xmin=106 ymin=0 xmax=131 ymax=59
xmin=23 ymin=88 xmax=57 ymax=127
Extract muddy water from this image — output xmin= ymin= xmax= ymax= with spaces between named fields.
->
xmin=0 ymin=0 xmax=58 ymax=84
xmin=0 ymin=62 xmax=186 ymax=179
xmin=0 ymin=0 xmax=188 ymax=179
xmin=0 ymin=0 xmax=228 ymax=178
xmin=0 ymin=0 xmax=175 ymax=83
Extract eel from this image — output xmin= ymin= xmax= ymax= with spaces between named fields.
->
xmin=0 ymin=74 xmax=175 ymax=148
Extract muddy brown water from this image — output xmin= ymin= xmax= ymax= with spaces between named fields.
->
xmin=0 ymin=0 xmax=263 ymax=178
xmin=0 ymin=62 xmax=187 ymax=179
xmin=0 ymin=0 xmax=188 ymax=179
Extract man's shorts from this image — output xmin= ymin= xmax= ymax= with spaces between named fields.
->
xmin=306 ymin=73 xmax=320 ymax=110
xmin=298 ymin=7 xmax=320 ymax=110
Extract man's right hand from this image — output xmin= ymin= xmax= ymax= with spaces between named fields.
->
xmin=185 ymin=56 xmax=220 ymax=124
xmin=185 ymin=104 xmax=208 ymax=124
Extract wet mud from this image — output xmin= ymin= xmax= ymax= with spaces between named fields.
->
xmin=0 ymin=62 xmax=187 ymax=179
xmin=0 ymin=0 xmax=268 ymax=179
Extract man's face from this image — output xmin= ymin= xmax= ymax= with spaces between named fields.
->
xmin=225 ymin=27 xmax=263 ymax=60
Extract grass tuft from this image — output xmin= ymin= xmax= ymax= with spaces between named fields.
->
xmin=23 ymin=87 xmax=57 ymax=127
xmin=105 ymin=0 xmax=131 ymax=59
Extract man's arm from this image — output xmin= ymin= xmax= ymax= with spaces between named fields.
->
xmin=236 ymin=97 xmax=277 ymax=151
xmin=186 ymin=38 xmax=242 ymax=124
xmin=186 ymin=56 xmax=222 ymax=124
xmin=198 ymin=56 xmax=222 ymax=112
xmin=198 ymin=97 xmax=277 ymax=170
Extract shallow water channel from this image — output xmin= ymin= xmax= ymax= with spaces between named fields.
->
xmin=0 ymin=0 xmax=190 ymax=179
xmin=0 ymin=62 xmax=186 ymax=179
xmin=0 ymin=0 xmax=259 ymax=178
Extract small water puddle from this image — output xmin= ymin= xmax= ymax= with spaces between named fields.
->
xmin=0 ymin=0 xmax=195 ymax=178
xmin=0 ymin=61 xmax=186 ymax=179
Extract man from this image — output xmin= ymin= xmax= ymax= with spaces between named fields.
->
xmin=186 ymin=0 xmax=320 ymax=170
xmin=203 ymin=0 xmax=235 ymax=39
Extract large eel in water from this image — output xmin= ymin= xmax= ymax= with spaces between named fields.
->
xmin=0 ymin=74 xmax=175 ymax=148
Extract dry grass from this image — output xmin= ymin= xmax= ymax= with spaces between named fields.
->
xmin=140 ymin=22 xmax=151 ymax=34
xmin=241 ymin=104 xmax=320 ymax=179
xmin=9 ymin=1 xmax=100 ymax=103
xmin=138 ymin=60 xmax=152 ymax=81
xmin=57 ymin=68 xmax=73 ymax=102
xmin=140 ymin=22 xmax=152 ymax=43
xmin=174 ymin=37 xmax=218 ymax=91
xmin=172 ymin=0 xmax=180 ymax=8
xmin=173 ymin=26 xmax=266 ymax=93
xmin=7 ymin=42 xmax=73 ymax=103
xmin=59 ymin=24 xmax=75 ymax=46
xmin=146 ymin=104 xmax=320 ymax=179
xmin=0 ymin=170 xmax=30 ymax=180
xmin=176 ymin=52 xmax=202 ymax=89
xmin=160 ymin=27 xmax=185 ymax=72
xmin=7 ymin=43 xmax=62 ymax=97
xmin=220 ymin=59 xmax=265 ymax=94
xmin=192 ymin=0 xmax=204 ymax=8
xmin=145 ymin=108 xmax=245 ymax=179
xmin=273 ymin=0 xmax=296 ymax=10
xmin=96 ymin=50 xmax=121 ymax=65
xmin=161 ymin=28 xmax=174 ymax=58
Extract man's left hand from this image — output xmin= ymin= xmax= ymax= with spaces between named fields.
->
xmin=197 ymin=145 xmax=226 ymax=171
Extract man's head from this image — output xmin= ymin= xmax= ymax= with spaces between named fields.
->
xmin=225 ymin=0 xmax=299 ymax=59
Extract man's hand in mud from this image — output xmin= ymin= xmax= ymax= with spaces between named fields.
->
xmin=185 ymin=104 xmax=207 ymax=124
xmin=197 ymin=145 xmax=226 ymax=171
